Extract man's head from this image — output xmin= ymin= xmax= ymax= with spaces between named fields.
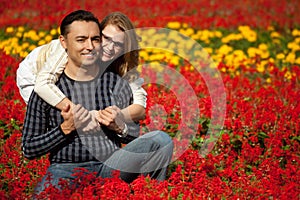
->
xmin=59 ymin=10 xmax=101 ymax=69
xmin=60 ymin=10 xmax=100 ymax=37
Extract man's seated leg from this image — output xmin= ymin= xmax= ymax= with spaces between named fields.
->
xmin=100 ymin=131 xmax=174 ymax=183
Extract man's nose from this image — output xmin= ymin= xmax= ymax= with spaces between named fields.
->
xmin=86 ymin=39 xmax=94 ymax=49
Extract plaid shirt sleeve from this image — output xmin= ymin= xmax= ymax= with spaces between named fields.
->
xmin=21 ymin=91 xmax=70 ymax=159
xmin=109 ymin=74 xmax=141 ymax=143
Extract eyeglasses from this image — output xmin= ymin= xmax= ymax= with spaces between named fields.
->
xmin=102 ymin=33 xmax=124 ymax=50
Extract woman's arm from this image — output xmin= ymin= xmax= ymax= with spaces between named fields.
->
xmin=33 ymin=39 xmax=72 ymax=110
xmin=16 ymin=45 xmax=45 ymax=104
xmin=122 ymin=77 xmax=147 ymax=122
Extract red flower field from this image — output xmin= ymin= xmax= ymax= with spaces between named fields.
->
xmin=0 ymin=1 xmax=299 ymax=199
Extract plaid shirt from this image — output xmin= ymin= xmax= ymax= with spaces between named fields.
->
xmin=22 ymin=70 xmax=139 ymax=163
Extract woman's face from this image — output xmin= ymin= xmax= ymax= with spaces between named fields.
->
xmin=100 ymin=24 xmax=125 ymax=62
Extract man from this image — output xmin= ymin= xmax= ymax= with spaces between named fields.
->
xmin=22 ymin=10 xmax=173 ymax=194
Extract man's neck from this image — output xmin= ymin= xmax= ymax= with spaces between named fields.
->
xmin=64 ymin=63 xmax=99 ymax=81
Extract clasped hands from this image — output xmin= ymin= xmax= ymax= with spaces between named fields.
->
xmin=60 ymin=104 xmax=125 ymax=135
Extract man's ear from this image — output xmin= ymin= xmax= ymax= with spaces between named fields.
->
xmin=59 ymin=35 xmax=67 ymax=51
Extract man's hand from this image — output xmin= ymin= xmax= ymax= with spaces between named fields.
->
xmin=60 ymin=104 xmax=100 ymax=134
xmin=97 ymin=105 xmax=126 ymax=134
xmin=81 ymin=110 xmax=101 ymax=132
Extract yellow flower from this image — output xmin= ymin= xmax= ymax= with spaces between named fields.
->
xmin=17 ymin=26 xmax=25 ymax=32
xmin=50 ymin=28 xmax=58 ymax=35
xmin=266 ymin=78 xmax=272 ymax=83
xmin=218 ymin=44 xmax=233 ymax=55
xmin=22 ymin=42 xmax=30 ymax=49
xmin=16 ymin=32 xmax=23 ymax=38
xmin=270 ymin=31 xmax=280 ymax=38
xmin=191 ymin=34 xmax=199 ymax=41
xmin=295 ymin=57 xmax=300 ymax=65
xmin=139 ymin=50 xmax=149 ymax=60
xmin=246 ymin=31 xmax=257 ymax=42
xmin=247 ymin=47 xmax=258 ymax=57
xmin=182 ymin=23 xmax=188 ymax=28
xmin=45 ymin=35 xmax=53 ymax=42
xmin=26 ymin=30 xmax=40 ymax=41
xmin=292 ymin=29 xmax=300 ymax=37
xmin=5 ymin=26 xmax=14 ymax=33
xmin=267 ymin=64 xmax=274 ymax=72
xmin=261 ymin=51 xmax=270 ymax=59
xmin=170 ymin=57 xmax=179 ymax=66
xmin=268 ymin=58 xmax=275 ymax=63
xmin=258 ymin=43 xmax=268 ymax=51
xmin=203 ymin=47 xmax=213 ymax=55
xmin=20 ymin=51 xmax=29 ymax=58
xmin=38 ymin=40 xmax=46 ymax=46
xmin=267 ymin=26 xmax=275 ymax=31
xmin=287 ymin=42 xmax=300 ymax=51
xmin=276 ymin=53 xmax=285 ymax=60
xmin=28 ymin=44 xmax=37 ymax=51
xmin=150 ymin=62 xmax=164 ymax=72
xmin=285 ymin=52 xmax=296 ymax=64
xmin=272 ymin=38 xmax=281 ymax=44
xmin=38 ymin=31 xmax=46 ymax=38
xmin=238 ymin=25 xmax=251 ymax=33
xmin=257 ymin=60 xmax=267 ymax=73
xmin=185 ymin=28 xmax=194 ymax=37
xmin=235 ymin=33 xmax=244 ymax=40
xmin=284 ymin=71 xmax=292 ymax=79
xmin=166 ymin=21 xmax=181 ymax=29
xmin=213 ymin=30 xmax=222 ymax=38
xmin=233 ymin=50 xmax=245 ymax=58
xmin=221 ymin=67 xmax=226 ymax=72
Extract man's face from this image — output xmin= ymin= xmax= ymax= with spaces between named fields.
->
xmin=100 ymin=24 xmax=125 ymax=62
xmin=60 ymin=21 xmax=101 ymax=68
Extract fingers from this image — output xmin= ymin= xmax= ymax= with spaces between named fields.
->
xmin=98 ymin=110 xmax=113 ymax=126
xmin=82 ymin=110 xmax=101 ymax=132
xmin=61 ymin=103 xmax=71 ymax=112
xmin=73 ymin=104 xmax=90 ymax=124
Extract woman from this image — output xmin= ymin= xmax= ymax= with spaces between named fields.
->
xmin=17 ymin=12 xmax=147 ymax=124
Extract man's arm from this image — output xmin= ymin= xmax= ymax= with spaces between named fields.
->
xmin=22 ymin=92 xmax=71 ymax=159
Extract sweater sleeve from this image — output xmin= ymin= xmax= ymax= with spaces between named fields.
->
xmin=16 ymin=45 xmax=45 ymax=104
xmin=34 ymin=39 xmax=68 ymax=107
xmin=22 ymin=92 xmax=69 ymax=159
xmin=130 ymin=77 xmax=147 ymax=108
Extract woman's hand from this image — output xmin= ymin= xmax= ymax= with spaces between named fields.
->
xmin=97 ymin=105 xmax=126 ymax=134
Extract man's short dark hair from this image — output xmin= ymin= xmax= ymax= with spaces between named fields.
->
xmin=60 ymin=10 xmax=100 ymax=36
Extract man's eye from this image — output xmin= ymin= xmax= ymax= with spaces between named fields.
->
xmin=93 ymin=38 xmax=101 ymax=42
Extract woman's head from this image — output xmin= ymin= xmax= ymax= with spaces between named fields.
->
xmin=100 ymin=12 xmax=140 ymax=78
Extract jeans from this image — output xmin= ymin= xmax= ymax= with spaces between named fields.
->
xmin=34 ymin=131 xmax=173 ymax=194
